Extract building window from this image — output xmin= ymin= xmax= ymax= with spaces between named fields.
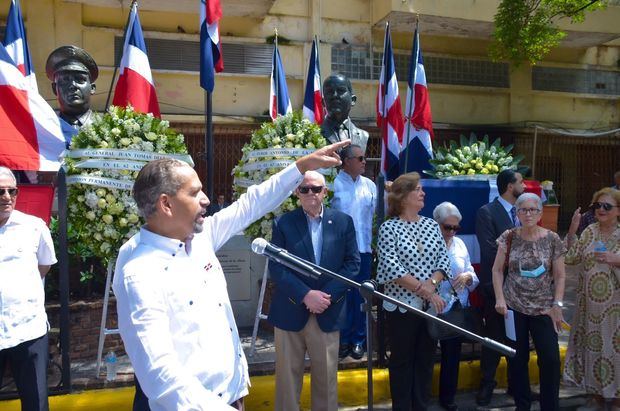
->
xmin=532 ymin=66 xmax=619 ymax=96
xmin=331 ymin=44 xmax=509 ymax=88
xmin=114 ymin=37 xmax=273 ymax=75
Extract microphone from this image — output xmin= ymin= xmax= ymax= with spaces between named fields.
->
xmin=251 ymin=238 xmax=322 ymax=279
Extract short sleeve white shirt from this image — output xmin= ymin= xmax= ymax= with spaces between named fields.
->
xmin=332 ymin=171 xmax=376 ymax=253
xmin=0 ymin=210 xmax=57 ymax=349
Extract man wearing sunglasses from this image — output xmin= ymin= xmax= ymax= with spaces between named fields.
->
xmin=268 ymin=171 xmax=360 ymax=411
xmin=331 ymin=144 xmax=376 ymax=360
xmin=0 ymin=167 xmax=57 ymax=411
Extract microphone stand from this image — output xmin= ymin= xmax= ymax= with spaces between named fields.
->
xmin=261 ymin=253 xmax=516 ymax=411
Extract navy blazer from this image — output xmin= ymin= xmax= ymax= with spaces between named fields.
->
xmin=267 ymin=207 xmax=360 ymax=333
xmin=475 ymin=197 xmax=514 ymax=287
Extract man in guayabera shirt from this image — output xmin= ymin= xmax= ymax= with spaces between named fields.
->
xmin=0 ymin=166 xmax=57 ymax=411
xmin=113 ymin=140 xmax=349 ymax=411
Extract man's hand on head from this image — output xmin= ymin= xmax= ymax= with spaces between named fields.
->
xmin=296 ymin=140 xmax=350 ymax=174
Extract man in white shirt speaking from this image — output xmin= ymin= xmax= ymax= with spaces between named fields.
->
xmin=113 ymin=140 xmax=349 ymax=411
xmin=0 ymin=166 xmax=57 ymax=411
xmin=331 ymin=144 xmax=376 ymax=360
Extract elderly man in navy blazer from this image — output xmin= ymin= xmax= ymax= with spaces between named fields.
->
xmin=268 ymin=170 xmax=360 ymax=411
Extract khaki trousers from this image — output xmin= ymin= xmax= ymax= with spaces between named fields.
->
xmin=274 ymin=314 xmax=339 ymax=411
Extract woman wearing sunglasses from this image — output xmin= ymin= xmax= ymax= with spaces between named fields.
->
xmin=432 ymin=202 xmax=479 ymax=411
xmin=493 ymin=192 xmax=567 ymax=411
xmin=564 ymin=187 xmax=620 ymax=411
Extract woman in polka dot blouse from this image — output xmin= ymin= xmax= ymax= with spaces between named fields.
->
xmin=377 ymin=172 xmax=451 ymax=411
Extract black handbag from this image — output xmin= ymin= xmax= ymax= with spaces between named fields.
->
xmin=426 ymin=280 xmax=482 ymax=341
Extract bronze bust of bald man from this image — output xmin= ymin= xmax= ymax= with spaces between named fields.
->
xmin=46 ymin=45 xmax=98 ymax=142
xmin=320 ymin=74 xmax=369 ymax=154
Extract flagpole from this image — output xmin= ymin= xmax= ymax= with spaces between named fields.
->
xmin=204 ymin=91 xmax=214 ymax=201
xmin=376 ymin=21 xmax=390 ymax=226
xmin=403 ymin=16 xmax=419 ymax=174
xmin=104 ymin=0 xmax=136 ymax=110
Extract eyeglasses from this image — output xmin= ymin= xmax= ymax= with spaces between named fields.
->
xmin=298 ymin=186 xmax=324 ymax=194
xmin=0 ymin=188 xmax=18 ymax=197
xmin=517 ymin=208 xmax=541 ymax=215
xmin=592 ymin=202 xmax=618 ymax=211
xmin=442 ymin=224 xmax=460 ymax=232
xmin=347 ymin=155 xmax=365 ymax=162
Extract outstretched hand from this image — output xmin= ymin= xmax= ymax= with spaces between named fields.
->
xmin=568 ymin=207 xmax=582 ymax=236
xmin=296 ymin=140 xmax=350 ymax=174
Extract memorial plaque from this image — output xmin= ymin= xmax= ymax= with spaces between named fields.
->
xmin=217 ymin=249 xmax=252 ymax=301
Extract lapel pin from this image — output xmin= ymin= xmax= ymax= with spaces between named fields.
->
xmin=328 ymin=220 xmax=332 ymax=224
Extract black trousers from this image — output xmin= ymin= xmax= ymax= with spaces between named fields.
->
xmin=133 ymin=376 xmax=151 ymax=411
xmin=508 ymin=309 xmax=560 ymax=411
xmin=387 ymin=309 xmax=436 ymax=411
xmin=0 ymin=334 xmax=49 ymax=411
xmin=439 ymin=337 xmax=462 ymax=406
xmin=479 ymin=284 xmax=510 ymax=386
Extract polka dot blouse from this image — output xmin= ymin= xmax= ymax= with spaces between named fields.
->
xmin=376 ymin=216 xmax=451 ymax=312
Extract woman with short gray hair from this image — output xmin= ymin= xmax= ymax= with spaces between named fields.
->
xmin=433 ymin=201 xmax=479 ymax=411
xmin=493 ymin=192 xmax=566 ymax=411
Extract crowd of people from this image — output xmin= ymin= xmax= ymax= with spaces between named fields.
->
xmin=1 ymin=67 xmax=618 ymax=411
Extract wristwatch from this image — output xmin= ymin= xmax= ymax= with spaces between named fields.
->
xmin=430 ymin=278 xmax=439 ymax=287
xmin=553 ymin=300 xmax=564 ymax=308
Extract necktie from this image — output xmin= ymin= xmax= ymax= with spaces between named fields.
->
xmin=510 ymin=206 xmax=518 ymax=227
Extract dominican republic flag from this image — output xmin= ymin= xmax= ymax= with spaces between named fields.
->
xmin=112 ymin=3 xmax=160 ymax=117
xmin=0 ymin=45 xmax=65 ymax=171
xmin=269 ymin=43 xmax=292 ymax=120
xmin=376 ymin=23 xmax=404 ymax=181
xmin=302 ymin=37 xmax=323 ymax=124
xmin=2 ymin=0 xmax=37 ymax=91
xmin=200 ymin=0 xmax=224 ymax=92
xmin=402 ymin=23 xmax=434 ymax=176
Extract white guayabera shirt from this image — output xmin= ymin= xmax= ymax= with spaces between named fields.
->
xmin=0 ymin=210 xmax=57 ymax=349
xmin=113 ymin=164 xmax=304 ymax=411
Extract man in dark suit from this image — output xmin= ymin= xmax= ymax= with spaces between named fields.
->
xmin=321 ymin=74 xmax=369 ymax=154
xmin=268 ymin=170 xmax=360 ymax=411
xmin=208 ymin=193 xmax=230 ymax=215
xmin=475 ymin=169 xmax=524 ymax=405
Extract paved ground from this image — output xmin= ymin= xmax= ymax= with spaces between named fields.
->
xmin=1 ymin=265 xmax=584 ymax=411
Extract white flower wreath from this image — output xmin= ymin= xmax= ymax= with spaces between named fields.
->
xmin=232 ymin=112 xmax=334 ymax=240
xmin=64 ymin=105 xmax=192 ymax=263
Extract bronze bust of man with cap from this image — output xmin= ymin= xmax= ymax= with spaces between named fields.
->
xmin=320 ymin=73 xmax=369 ymax=154
xmin=46 ymin=45 xmax=98 ymax=141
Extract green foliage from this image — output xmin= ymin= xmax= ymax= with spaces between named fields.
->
xmin=66 ymin=106 xmax=189 ymax=264
xmin=490 ymin=0 xmax=606 ymax=66
xmin=425 ymin=133 xmax=524 ymax=178
xmin=232 ymin=111 xmax=332 ymax=240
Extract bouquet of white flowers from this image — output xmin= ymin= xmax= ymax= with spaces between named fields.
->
xmin=64 ymin=105 xmax=192 ymax=263
xmin=426 ymin=133 xmax=523 ymax=179
xmin=232 ymin=112 xmax=333 ymax=240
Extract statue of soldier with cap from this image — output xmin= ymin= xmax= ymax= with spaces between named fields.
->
xmin=45 ymin=45 xmax=98 ymax=145
xmin=321 ymin=73 xmax=369 ymax=154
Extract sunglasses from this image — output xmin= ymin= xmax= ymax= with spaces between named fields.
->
xmin=298 ymin=186 xmax=324 ymax=194
xmin=0 ymin=188 xmax=18 ymax=197
xmin=592 ymin=202 xmax=618 ymax=211
xmin=442 ymin=224 xmax=460 ymax=232
xmin=517 ymin=208 xmax=541 ymax=215
xmin=347 ymin=155 xmax=366 ymax=162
